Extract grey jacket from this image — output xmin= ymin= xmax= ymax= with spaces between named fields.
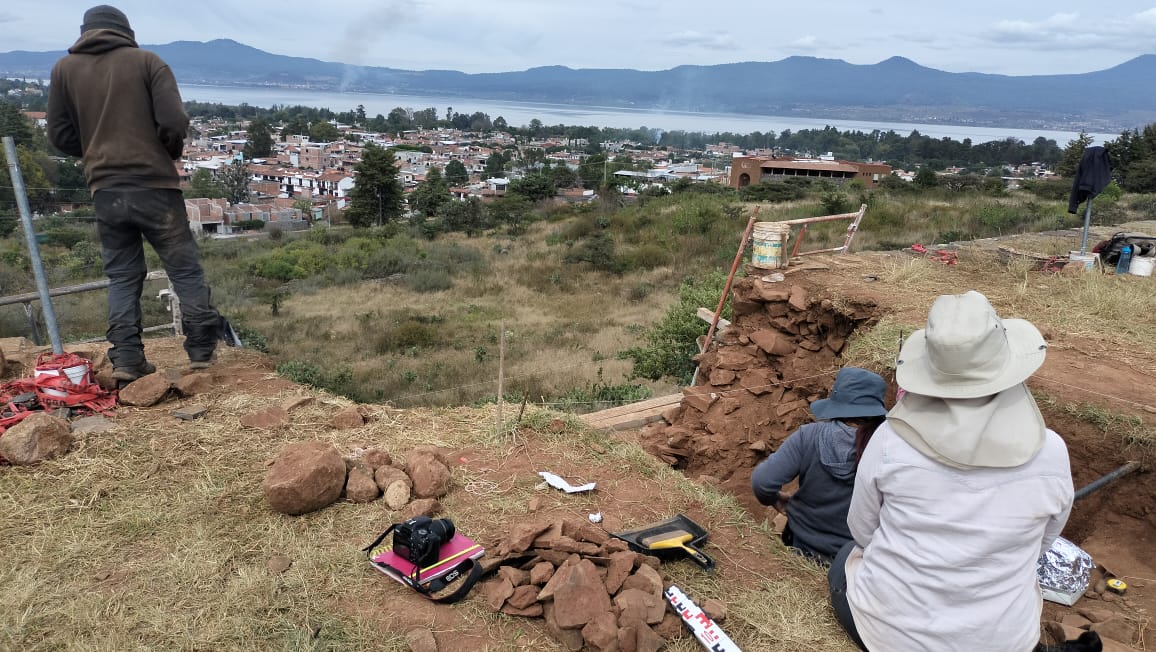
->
xmin=751 ymin=420 xmax=857 ymax=559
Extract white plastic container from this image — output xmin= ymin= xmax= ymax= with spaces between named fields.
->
xmin=34 ymin=362 xmax=89 ymax=398
xmin=1129 ymin=255 xmax=1155 ymax=277
xmin=1068 ymin=251 xmax=1099 ymax=271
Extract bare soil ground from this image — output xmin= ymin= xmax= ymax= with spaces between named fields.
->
xmin=1 ymin=224 xmax=1153 ymax=651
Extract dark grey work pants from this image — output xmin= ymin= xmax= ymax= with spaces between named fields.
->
xmin=828 ymin=541 xmax=870 ymax=651
xmin=94 ymin=188 xmax=220 ymax=368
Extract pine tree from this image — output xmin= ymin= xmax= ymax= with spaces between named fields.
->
xmin=410 ymin=167 xmax=449 ymax=217
xmin=244 ymin=118 xmax=274 ymax=159
xmin=0 ymin=101 xmax=34 ymax=146
xmin=345 ymin=143 xmax=403 ymax=228
xmin=444 ymin=159 xmax=469 ymax=186
xmin=1057 ymin=132 xmax=1094 ymax=177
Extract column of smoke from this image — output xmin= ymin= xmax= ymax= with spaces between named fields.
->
xmin=336 ymin=2 xmax=411 ymax=93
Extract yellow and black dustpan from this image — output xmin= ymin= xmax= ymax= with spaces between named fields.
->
xmin=612 ymin=514 xmax=715 ymax=572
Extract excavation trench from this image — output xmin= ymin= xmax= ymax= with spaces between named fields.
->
xmin=637 ymin=274 xmax=1154 ymax=648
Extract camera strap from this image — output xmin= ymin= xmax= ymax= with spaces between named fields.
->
xmin=362 ymin=524 xmax=484 ymax=604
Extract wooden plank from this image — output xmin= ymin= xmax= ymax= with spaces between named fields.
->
xmin=696 ymin=307 xmax=730 ymax=331
xmin=585 ymin=406 xmax=671 ymax=431
xmin=581 ymin=393 xmax=683 ymax=424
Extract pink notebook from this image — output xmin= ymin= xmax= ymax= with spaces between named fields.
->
xmin=368 ymin=532 xmax=484 ymax=583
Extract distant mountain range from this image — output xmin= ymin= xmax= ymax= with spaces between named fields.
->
xmin=4 ymin=39 xmax=1154 ymax=132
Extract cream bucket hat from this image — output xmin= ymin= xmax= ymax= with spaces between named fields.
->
xmin=896 ymin=290 xmax=1046 ymax=399
xmin=889 ymin=291 xmax=1049 ymax=469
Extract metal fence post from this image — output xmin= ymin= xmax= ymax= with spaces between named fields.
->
xmin=3 ymin=136 xmax=63 ymax=354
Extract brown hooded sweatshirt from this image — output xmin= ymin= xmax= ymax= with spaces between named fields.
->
xmin=47 ymin=29 xmax=188 ymax=192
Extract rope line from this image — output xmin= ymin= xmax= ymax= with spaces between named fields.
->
xmin=1030 ymin=375 xmax=1154 ymax=412
xmin=384 ymin=365 xmax=1154 ymax=414
xmin=387 ymin=366 xmax=843 ymax=406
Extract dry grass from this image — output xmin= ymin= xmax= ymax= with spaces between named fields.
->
xmin=237 ymin=222 xmax=683 ymax=407
xmin=845 ymin=248 xmax=1156 ymax=356
xmin=1035 ymin=392 xmax=1156 ymax=454
xmin=0 ymin=362 xmax=856 ymax=651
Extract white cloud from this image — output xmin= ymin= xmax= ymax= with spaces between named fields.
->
xmin=985 ymin=9 xmax=1156 ymax=50
xmin=790 ymin=35 xmax=820 ymax=50
xmin=661 ymin=30 xmax=737 ymax=51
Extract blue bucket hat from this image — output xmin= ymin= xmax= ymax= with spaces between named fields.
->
xmin=810 ymin=367 xmax=888 ymax=420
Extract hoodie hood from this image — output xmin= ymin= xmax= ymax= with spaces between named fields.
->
xmin=69 ymin=29 xmax=138 ymax=55
xmin=817 ymin=420 xmax=858 ymax=481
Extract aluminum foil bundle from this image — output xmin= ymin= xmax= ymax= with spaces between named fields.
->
xmin=1037 ymin=536 xmax=1094 ymax=606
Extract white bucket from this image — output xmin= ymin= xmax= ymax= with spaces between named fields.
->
xmin=1129 ymin=255 xmax=1155 ymax=277
xmin=751 ymin=222 xmax=791 ymax=269
xmin=1068 ymin=251 xmax=1099 ymax=271
xmin=35 ymin=363 xmax=89 ymax=398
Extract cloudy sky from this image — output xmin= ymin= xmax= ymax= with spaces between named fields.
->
xmin=4 ymin=1 xmax=1155 ymax=75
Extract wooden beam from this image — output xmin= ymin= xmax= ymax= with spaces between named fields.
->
xmin=696 ymin=307 xmax=730 ymax=332
xmin=581 ymin=393 xmax=683 ymax=431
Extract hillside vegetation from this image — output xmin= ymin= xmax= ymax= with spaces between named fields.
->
xmin=3 ymin=179 xmax=1152 ymax=411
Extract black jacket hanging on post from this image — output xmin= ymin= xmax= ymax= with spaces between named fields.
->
xmin=1068 ymin=146 xmax=1112 ymax=214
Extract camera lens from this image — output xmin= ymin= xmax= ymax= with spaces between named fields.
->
xmin=428 ymin=518 xmax=456 ymax=541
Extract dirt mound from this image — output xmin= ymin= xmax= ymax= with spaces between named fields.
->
xmin=640 ymin=273 xmax=883 ymax=505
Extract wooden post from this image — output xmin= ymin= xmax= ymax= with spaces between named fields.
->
xmin=692 ymin=210 xmax=758 ymax=386
xmin=168 ymin=281 xmax=184 ymax=336
xmin=496 ymin=320 xmax=506 ymax=437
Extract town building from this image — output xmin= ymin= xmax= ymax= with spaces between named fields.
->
xmin=728 ymin=156 xmax=892 ymax=188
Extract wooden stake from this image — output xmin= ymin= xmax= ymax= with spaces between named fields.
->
xmin=496 ymin=320 xmax=506 ymax=437
xmin=692 ymin=208 xmax=759 ymax=386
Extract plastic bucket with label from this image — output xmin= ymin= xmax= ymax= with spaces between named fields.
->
xmin=751 ymin=222 xmax=791 ymax=269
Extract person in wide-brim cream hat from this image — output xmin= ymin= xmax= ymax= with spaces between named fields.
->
xmin=827 ymin=290 xmax=1073 ymax=652
xmin=888 ymin=289 xmax=1050 ymax=468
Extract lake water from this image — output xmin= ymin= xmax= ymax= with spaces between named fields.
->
xmin=182 ymin=85 xmax=1116 ymax=146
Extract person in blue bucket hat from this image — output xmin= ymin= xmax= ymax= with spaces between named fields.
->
xmin=751 ymin=367 xmax=889 ymax=564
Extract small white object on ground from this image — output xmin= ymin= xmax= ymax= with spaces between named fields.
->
xmin=537 ymin=471 xmax=596 ymax=493
xmin=588 ymin=512 xmax=603 ymax=523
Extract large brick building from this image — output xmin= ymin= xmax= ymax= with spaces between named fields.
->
xmin=729 ymin=156 xmax=892 ymax=188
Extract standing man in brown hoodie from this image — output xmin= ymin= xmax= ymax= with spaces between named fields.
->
xmin=47 ymin=5 xmax=221 ymax=380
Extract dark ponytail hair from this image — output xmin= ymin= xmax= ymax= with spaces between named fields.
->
xmin=853 ymin=417 xmax=886 ymax=470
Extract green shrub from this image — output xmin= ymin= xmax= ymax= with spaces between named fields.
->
xmin=1020 ymin=178 xmax=1069 ymax=201
xmin=619 ymin=271 xmax=727 ymax=383
xmin=669 ymin=200 xmax=720 ymax=235
xmin=553 ymin=369 xmax=652 ymax=413
xmin=276 ymin=360 xmax=323 ymax=386
xmin=976 ymin=204 xmax=1020 ymax=232
xmin=374 ymin=320 xmax=440 ymax=353
xmin=233 ymin=219 xmax=265 ymax=231
xmin=405 ymin=267 xmax=453 ymax=292
xmin=620 ymin=243 xmax=670 ymax=271
xmin=250 ymin=254 xmax=305 ymax=281
xmin=627 ymin=283 xmax=653 ymax=302
xmin=232 ymin=324 xmax=269 ymax=352
xmin=739 ymin=181 xmax=806 ymax=203
xmin=38 ymin=227 xmax=87 ymax=248
xmin=820 ymin=192 xmax=852 ymax=214
xmin=563 ymin=232 xmax=619 ymax=272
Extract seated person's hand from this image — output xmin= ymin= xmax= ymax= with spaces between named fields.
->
xmin=773 ymin=492 xmax=791 ymax=513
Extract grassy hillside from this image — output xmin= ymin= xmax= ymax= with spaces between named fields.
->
xmin=1 ymin=181 xmax=1151 ymax=410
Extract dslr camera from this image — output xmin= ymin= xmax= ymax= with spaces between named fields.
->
xmin=393 ymin=516 xmax=455 ymax=568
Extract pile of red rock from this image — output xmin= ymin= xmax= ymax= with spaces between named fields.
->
xmin=263 ymin=443 xmax=452 ymax=517
xmin=640 ymin=275 xmax=877 ymax=479
xmin=480 ymin=517 xmax=725 ymax=652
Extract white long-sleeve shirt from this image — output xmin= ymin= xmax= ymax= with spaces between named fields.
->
xmin=844 ymin=422 xmax=1073 ymax=652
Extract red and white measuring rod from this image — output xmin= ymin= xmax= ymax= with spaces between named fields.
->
xmin=663 ymin=585 xmax=742 ymax=652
